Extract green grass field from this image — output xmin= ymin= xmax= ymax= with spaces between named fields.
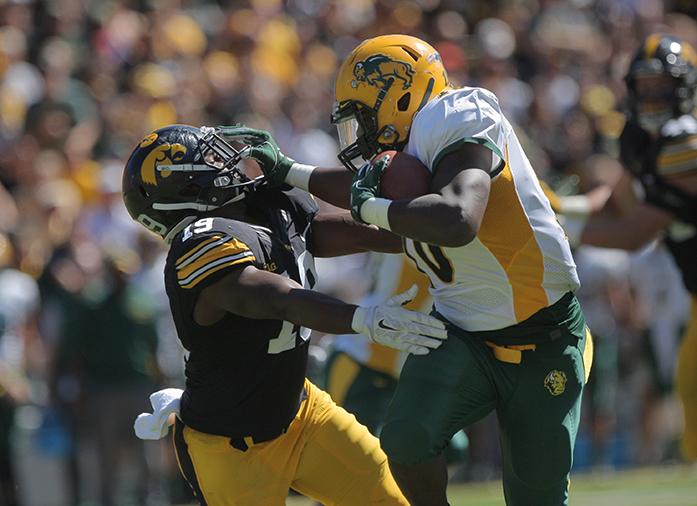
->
xmin=286 ymin=465 xmax=697 ymax=506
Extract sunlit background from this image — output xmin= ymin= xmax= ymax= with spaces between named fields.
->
xmin=0 ymin=0 xmax=695 ymax=504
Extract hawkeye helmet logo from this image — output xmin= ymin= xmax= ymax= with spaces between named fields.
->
xmin=352 ymin=54 xmax=414 ymax=91
xmin=139 ymin=132 xmax=159 ymax=148
xmin=544 ymin=370 xmax=567 ymax=396
xmin=140 ymin=142 xmax=187 ymax=186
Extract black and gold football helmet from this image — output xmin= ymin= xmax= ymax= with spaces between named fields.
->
xmin=626 ymin=34 xmax=697 ymax=133
xmin=122 ymin=124 xmax=263 ymax=241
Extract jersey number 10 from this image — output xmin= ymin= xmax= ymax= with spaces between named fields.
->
xmin=407 ymin=241 xmax=454 ymax=284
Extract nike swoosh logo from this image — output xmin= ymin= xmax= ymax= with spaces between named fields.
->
xmin=378 ymin=319 xmax=397 ymax=331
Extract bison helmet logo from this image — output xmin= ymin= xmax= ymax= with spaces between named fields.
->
xmin=544 ymin=370 xmax=567 ymax=396
xmin=352 ymin=54 xmax=415 ymax=91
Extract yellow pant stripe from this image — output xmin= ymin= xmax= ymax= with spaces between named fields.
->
xmin=583 ymin=327 xmax=594 ymax=384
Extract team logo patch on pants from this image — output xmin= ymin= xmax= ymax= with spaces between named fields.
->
xmin=544 ymin=370 xmax=567 ymax=396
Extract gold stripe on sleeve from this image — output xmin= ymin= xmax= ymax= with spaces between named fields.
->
xmin=175 ymin=236 xmax=221 ymax=267
xmin=177 ymin=238 xmax=251 ymax=281
xmin=179 ymin=254 xmax=256 ymax=289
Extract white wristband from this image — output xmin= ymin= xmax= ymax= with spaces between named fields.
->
xmin=351 ymin=306 xmax=369 ymax=334
xmin=285 ymin=162 xmax=316 ymax=191
xmin=360 ymin=197 xmax=392 ymax=230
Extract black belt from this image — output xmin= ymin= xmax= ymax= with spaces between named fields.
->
xmin=432 ymin=292 xmax=577 ymax=347
xmin=229 ymin=386 xmax=307 ymax=452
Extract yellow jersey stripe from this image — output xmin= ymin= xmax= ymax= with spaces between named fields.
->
xmin=177 ymin=239 xmax=251 ymax=280
xmin=177 ymin=235 xmax=235 ymax=271
xmin=179 ymin=254 xmax=256 ymax=289
xmin=663 ymin=134 xmax=697 ymax=148
xmin=661 ymin=165 xmax=697 ymax=177
xmin=507 ymin=235 xmax=550 ymax=322
xmin=539 ymin=180 xmax=561 ymax=213
xmin=477 ymin=147 xmax=548 ymax=322
xmin=658 ymin=161 xmax=697 ymax=176
xmin=657 ymin=148 xmax=697 ymax=167
xmin=175 ymin=236 xmax=221 ymax=267
xmin=178 ymin=249 xmax=254 ymax=284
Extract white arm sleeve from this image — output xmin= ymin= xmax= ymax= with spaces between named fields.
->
xmin=407 ymin=87 xmax=507 ymax=175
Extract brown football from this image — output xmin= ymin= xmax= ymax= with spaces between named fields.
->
xmin=374 ymin=150 xmax=431 ymax=200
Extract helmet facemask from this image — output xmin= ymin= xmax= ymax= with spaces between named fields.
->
xmin=331 ymin=98 xmax=401 ymax=172
xmin=152 ymin=127 xmax=263 ymax=213
xmin=631 ymin=68 xmax=680 ymax=134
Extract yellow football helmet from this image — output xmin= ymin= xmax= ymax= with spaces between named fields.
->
xmin=331 ymin=34 xmax=450 ymax=170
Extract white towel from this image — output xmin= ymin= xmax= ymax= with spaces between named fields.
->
xmin=134 ymin=388 xmax=184 ymax=440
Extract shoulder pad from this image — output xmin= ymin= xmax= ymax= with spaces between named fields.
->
xmin=171 ymin=217 xmax=259 ymax=289
xmin=408 ymin=87 xmax=506 ymax=173
xmin=658 ymin=115 xmax=697 ymax=176
xmin=284 ymin=187 xmax=320 ymax=217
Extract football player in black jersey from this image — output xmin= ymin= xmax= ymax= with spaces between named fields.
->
xmin=576 ymin=34 xmax=697 ymax=461
xmin=122 ymin=125 xmax=449 ymax=505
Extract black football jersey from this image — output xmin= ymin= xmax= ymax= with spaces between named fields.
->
xmin=164 ymin=188 xmax=319 ymax=437
xmin=619 ymin=116 xmax=697 ymax=294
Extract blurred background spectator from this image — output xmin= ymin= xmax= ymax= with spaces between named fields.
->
xmin=0 ymin=0 xmax=694 ymax=504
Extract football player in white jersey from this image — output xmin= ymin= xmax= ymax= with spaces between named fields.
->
xmin=225 ymin=35 xmax=592 ymax=506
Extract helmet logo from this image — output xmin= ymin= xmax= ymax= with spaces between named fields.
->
xmin=352 ymin=54 xmax=414 ymax=91
xmin=139 ymin=132 xmax=159 ymax=147
xmin=141 ymin=143 xmax=187 ymax=186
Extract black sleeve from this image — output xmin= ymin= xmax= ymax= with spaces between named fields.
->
xmin=286 ymin=187 xmax=320 ymax=221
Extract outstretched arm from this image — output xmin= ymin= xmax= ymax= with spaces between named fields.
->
xmin=311 ymin=211 xmax=403 ymax=257
xmin=197 ymin=266 xmax=357 ymax=333
xmin=558 ymin=169 xmax=672 ymax=250
xmin=195 ymin=266 xmax=447 ymax=354
xmin=581 ymin=202 xmax=672 ymax=250
xmin=307 ymin=168 xmax=353 ymax=209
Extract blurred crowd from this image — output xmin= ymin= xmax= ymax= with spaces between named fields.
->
xmin=0 ymin=0 xmax=695 ymax=504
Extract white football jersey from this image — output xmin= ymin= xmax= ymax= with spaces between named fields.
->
xmin=404 ymin=87 xmax=580 ymax=332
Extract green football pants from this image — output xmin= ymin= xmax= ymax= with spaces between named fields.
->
xmin=380 ymin=297 xmax=591 ymax=506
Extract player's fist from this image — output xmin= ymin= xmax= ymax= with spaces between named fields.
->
xmin=350 ymin=155 xmax=390 ymax=223
xmin=218 ymin=125 xmax=295 ymax=187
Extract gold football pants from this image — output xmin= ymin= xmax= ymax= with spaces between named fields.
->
xmin=172 ymin=379 xmax=407 ymax=505
xmin=677 ymin=296 xmax=697 ymax=461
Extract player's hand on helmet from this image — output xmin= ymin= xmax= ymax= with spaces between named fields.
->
xmin=351 ymin=285 xmax=447 ymax=355
xmin=350 ymin=156 xmax=389 ymax=223
xmin=217 ymin=125 xmax=295 ymax=187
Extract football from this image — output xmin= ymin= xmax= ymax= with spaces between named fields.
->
xmin=374 ymin=150 xmax=431 ymax=200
